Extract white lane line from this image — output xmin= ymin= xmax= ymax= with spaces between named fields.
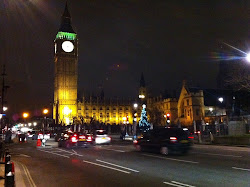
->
xmin=17 ymin=161 xmax=37 ymax=187
xmin=192 ymin=151 xmax=242 ymax=158
xmin=96 ymin=159 xmax=139 ymax=172
xmin=39 ymin=149 xmax=70 ymax=158
xmin=82 ymin=160 xmax=130 ymax=174
xmin=232 ymin=167 xmax=250 ymax=172
xmin=142 ymin=154 xmax=199 ymax=164
xmin=171 ymin=180 xmax=196 ymax=187
xmin=55 ymin=148 xmax=83 ymax=156
xmin=225 ymin=149 xmax=249 ymax=152
xmin=163 ymin=181 xmax=182 ymax=186
xmin=98 ymin=147 xmax=125 ymax=152
xmin=71 ymin=149 xmax=83 ymax=157
xmin=17 ymin=154 xmax=31 ymax=157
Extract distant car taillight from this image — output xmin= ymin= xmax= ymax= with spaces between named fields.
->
xmin=74 ymin=134 xmax=77 ymax=137
xmin=87 ymin=136 xmax=92 ymax=142
xmin=133 ymin=140 xmax=138 ymax=144
xmin=71 ymin=136 xmax=78 ymax=143
xmin=170 ymin=137 xmax=177 ymax=142
xmin=188 ymin=136 xmax=194 ymax=139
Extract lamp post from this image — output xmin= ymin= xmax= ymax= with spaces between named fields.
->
xmin=133 ymin=103 xmax=138 ymax=139
xmin=42 ymin=109 xmax=49 ymax=147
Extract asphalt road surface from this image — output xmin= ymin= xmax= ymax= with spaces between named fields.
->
xmin=6 ymin=139 xmax=250 ymax=187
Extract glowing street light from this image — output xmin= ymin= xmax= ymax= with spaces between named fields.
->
xmin=246 ymin=52 xmax=250 ymax=63
xmin=218 ymin=97 xmax=224 ymax=103
xmin=133 ymin=103 xmax=138 ymax=108
xmin=43 ymin=109 xmax=49 ymax=115
xmin=23 ymin=112 xmax=29 ymax=118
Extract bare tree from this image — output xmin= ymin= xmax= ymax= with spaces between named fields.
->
xmin=226 ymin=62 xmax=250 ymax=92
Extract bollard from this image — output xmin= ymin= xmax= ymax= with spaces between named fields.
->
xmin=5 ymin=161 xmax=15 ymax=187
xmin=198 ymin=131 xmax=202 ymax=144
xmin=42 ymin=139 xmax=46 ymax=147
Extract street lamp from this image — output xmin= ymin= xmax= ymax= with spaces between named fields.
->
xmin=23 ymin=112 xmax=29 ymax=119
xmin=42 ymin=108 xmax=49 ymax=147
xmin=246 ymin=52 xmax=250 ymax=63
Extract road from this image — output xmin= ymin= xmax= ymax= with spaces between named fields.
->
xmin=6 ymin=139 xmax=250 ymax=187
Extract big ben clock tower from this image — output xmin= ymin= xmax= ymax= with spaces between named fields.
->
xmin=53 ymin=2 xmax=78 ymax=125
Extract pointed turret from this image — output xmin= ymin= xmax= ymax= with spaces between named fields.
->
xmin=140 ymin=73 xmax=145 ymax=87
xmin=59 ymin=1 xmax=75 ymax=33
xmin=139 ymin=73 xmax=147 ymax=100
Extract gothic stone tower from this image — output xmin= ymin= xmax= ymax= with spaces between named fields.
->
xmin=53 ymin=2 xmax=78 ymax=125
xmin=138 ymin=73 xmax=147 ymax=103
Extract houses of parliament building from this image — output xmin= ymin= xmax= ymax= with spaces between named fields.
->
xmin=54 ymin=2 xmax=239 ymax=129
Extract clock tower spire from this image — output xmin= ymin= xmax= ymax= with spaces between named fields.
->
xmin=53 ymin=1 xmax=78 ymax=125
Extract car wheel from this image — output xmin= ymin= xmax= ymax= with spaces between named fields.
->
xmin=160 ymin=146 xmax=169 ymax=155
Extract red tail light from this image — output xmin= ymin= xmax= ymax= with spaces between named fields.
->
xmin=170 ymin=137 xmax=177 ymax=142
xmin=133 ymin=140 xmax=138 ymax=144
xmin=74 ymin=134 xmax=77 ymax=137
xmin=188 ymin=136 xmax=194 ymax=139
xmin=71 ymin=136 xmax=78 ymax=143
xmin=87 ymin=136 xmax=92 ymax=142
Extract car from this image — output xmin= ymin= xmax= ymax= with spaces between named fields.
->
xmin=38 ymin=131 xmax=51 ymax=140
xmin=18 ymin=133 xmax=27 ymax=143
xmin=133 ymin=127 xmax=192 ymax=155
xmin=58 ymin=131 xmax=93 ymax=148
xmin=93 ymin=130 xmax=111 ymax=145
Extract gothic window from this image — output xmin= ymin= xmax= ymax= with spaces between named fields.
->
xmin=113 ymin=107 xmax=116 ymax=110
xmin=100 ymin=113 xmax=103 ymax=117
xmin=125 ymin=107 xmax=128 ymax=110
xmin=93 ymin=107 xmax=96 ymax=110
xmin=100 ymin=107 xmax=103 ymax=110
xmin=187 ymin=99 xmax=189 ymax=106
xmin=113 ymin=113 xmax=116 ymax=117
xmin=188 ymin=110 xmax=190 ymax=116
xmin=85 ymin=107 xmax=88 ymax=110
xmin=106 ymin=107 xmax=109 ymax=110
xmin=119 ymin=113 xmax=122 ymax=117
xmin=86 ymin=113 xmax=89 ymax=117
xmin=119 ymin=107 xmax=122 ymax=110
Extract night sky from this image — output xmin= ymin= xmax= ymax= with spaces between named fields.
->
xmin=0 ymin=0 xmax=249 ymax=116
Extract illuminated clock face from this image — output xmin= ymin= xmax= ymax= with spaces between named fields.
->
xmin=62 ymin=41 xmax=74 ymax=52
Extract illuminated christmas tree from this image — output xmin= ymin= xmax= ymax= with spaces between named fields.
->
xmin=139 ymin=104 xmax=150 ymax=132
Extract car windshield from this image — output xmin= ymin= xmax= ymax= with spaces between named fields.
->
xmin=96 ymin=130 xmax=107 ymax=135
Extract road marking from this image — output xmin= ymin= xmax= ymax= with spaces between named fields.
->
xmin=232 ymin=167 xmax=250 ymax=172
xmin=82 ymin=160 xmax=130 ymax=174
xmin=71 ymin=149 xmax=83 ymax=156
xmin=225 ymin=148 xmax=250 ymax=152
xmin=163 ymin=181 xmax=183 ymax=187
xmin=17 ymin=161 xmax=37 ymax=187
xmin=15 ymin=154 xmax=31 ymax=157
xmin=171 ymin=181 xmax=196 ymax=187
xmin=192 ymin=151 xmax=242 ymax=158
xmin=142 ymin=154 xmax=199 ymax=164
xmin=39 ymin=149 xmax=69 ymax=158
xmin=55 ymin=148 xmax=83 ymax=156
xmin=98 ymin=147 xmax=125 ymax=152
xmin=96 ymin=159 xmax=139 ymax=172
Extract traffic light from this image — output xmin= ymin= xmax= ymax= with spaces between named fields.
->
xmin=166 ymin=113 xmax=170 ymax=124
